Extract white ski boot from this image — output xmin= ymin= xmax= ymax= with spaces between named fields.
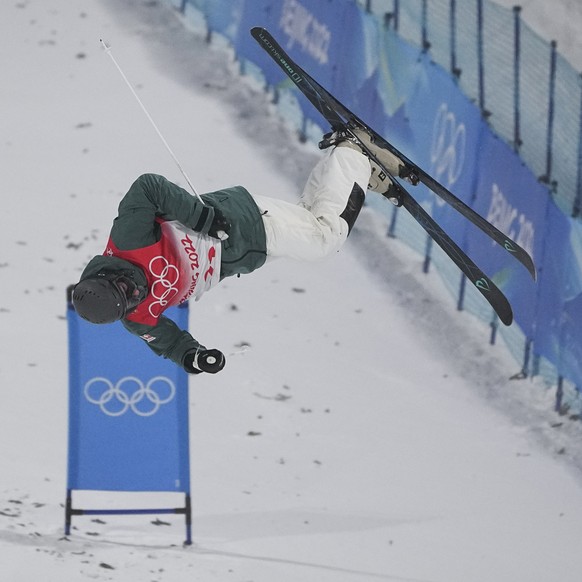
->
xmin=321 ymin=128 xmax=404 ymax=206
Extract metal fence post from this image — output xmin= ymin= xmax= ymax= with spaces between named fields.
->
xmin=477 ymin=0 xmax=487 ymax=117
xmin=574 ymin=73 xmax=582 ymax=218
xmin=393 ymin=0 xmax=399 ymax=32
xmin=555 ymin=376 xmax=564 ymax=413
xmin=423 ymin=236 xmax=432 ymax=273
xmin=513 ymin=6 xmax=522 ymax=152
xmin=388 ymin=206 xmax=399 ymax=238
xmin=422 ymin=0 xmax=430 ymax=52
xmin=450 ymin=0 xmax=460 ymax=78
xmin=544 ymin=40 xmax=557 ymax=187
xmin=457 ymin=275 xmax=466 ymax=314
xmin=489 ymin=317 xmax=498 ymax=345
xmin=522 ymin=338 xmax=532 ymax=377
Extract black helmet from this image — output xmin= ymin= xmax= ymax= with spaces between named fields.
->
xmin=72 ymin=271 xmax=144 ymax=324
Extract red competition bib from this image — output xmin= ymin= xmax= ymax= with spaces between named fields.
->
xmin=104 ymin=220 xmax=221 ymax=326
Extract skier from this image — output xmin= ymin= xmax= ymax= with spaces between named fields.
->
xmin=72 ymin=132 xmax=402 ymax=374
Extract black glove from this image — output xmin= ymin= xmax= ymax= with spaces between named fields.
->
xmin=208 ymin=208 xmax=231 ymax=240
xmin=184 ymin=348 xmax=226 ymax=374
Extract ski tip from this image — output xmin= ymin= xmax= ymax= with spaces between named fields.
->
xmin=475 ymin=277 xmax=514 ymax=326
xmin=527 ymin=259 xmax=537 ymax=281
xmin=493 ymin=292 xmax=513 ymax=326
xmin=512 ymin=241 xmax=536 ymax=280
xmin=500 ymin=309 xmax=513 ymax=327
xmin=250 ymin=26 xmax=266 ymax=37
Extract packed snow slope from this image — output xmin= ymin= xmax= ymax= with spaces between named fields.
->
xmin=1 ymin=1 xmax=582 ymax=581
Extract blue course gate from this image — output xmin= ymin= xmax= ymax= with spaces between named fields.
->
xmin=65 ymin=288 xmax=192 ymax=544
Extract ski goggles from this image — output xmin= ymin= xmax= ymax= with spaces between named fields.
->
xmin=97 ymin=270 xmax=145 ymax=314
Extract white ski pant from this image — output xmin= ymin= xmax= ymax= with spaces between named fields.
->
xmin=253 ymin=146 xmax=371 ymax=261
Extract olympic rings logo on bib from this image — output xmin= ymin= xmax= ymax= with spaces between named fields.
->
xmin=148 ymin=256 xmax=179 ymax=318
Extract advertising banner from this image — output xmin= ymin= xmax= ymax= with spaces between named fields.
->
xmin=468 ymin=132 xmax=547 ymax=333
xmin=534 ymin=209 xmax=582 ymax=386
xmin=235 ymin=0 xmax=356 ymax=128
xmin=200 ymin=0 xmax=244 ymax=43
xmin=406 ymin=58 xmax=484 ymax=234
xmin=67 ymin=303 xmax=190 ymax=493
xmin=373 ymin=29 xmax=424 ymax=149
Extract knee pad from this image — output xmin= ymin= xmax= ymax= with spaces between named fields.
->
xmin=340 ymin=183 xmax=365 ymax=235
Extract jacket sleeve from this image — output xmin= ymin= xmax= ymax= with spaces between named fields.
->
xmin=110 ymin=173 xmax=216 ymax=250
xmin=122 ymin=315 xmax=204 ymax=373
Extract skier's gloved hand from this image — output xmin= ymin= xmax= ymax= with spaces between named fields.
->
xmin=184 ymin=348 xmax=226 ymax=374
xmin=208 ymin=208 xmax=230 ymax=241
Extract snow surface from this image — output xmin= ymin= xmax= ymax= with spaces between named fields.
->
xmin=2 ymin=0 xmax=582 ymax=581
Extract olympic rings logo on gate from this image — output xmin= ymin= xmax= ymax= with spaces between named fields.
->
xmin=84 ymin=376 xmax=176 ymax=417
xmin=430 ymin=103 xmax=466 ymax=190
xmin=148 ymin=256 xmax=180 ymax=318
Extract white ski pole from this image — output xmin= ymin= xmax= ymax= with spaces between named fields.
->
xmin=99 ymin=38 xmax=203 ymax=203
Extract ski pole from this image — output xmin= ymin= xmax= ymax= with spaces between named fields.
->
xmin=99 ymin=39 xmax=204 ymax=203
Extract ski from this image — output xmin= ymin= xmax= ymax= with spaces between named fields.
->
xmin=394 ymin=181 xmax=513 ymax=325
xmin=251 ymin=27 xmax=535 ymax=282
xmin=251 ymin=26 xmax=535 ymax=326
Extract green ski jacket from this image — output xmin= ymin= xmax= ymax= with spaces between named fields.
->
xmin=79 ymin=173 xmax=267 ymax=372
